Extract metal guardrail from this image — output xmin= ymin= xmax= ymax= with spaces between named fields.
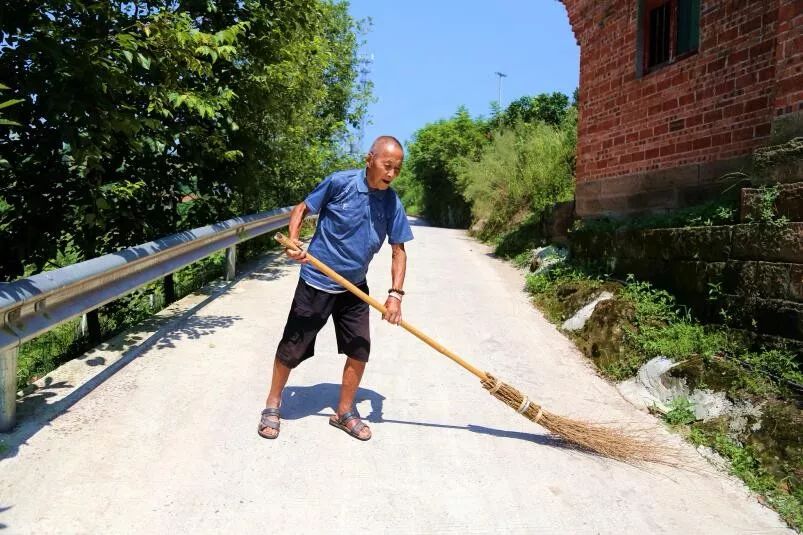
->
xmin=0 ymin=206 xmax=295 ymax=431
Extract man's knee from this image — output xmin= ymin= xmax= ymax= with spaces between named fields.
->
xmin=276 ymin=352 xmax=306 ymax=370
xmin=345 ymin=355 xmax=367 ymax=368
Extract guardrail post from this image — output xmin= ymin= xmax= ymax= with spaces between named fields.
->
xmin=86 ymin=310 xmax=101 ymax=344
xmin=0 ymin=346 xmax=18 ymax=432
xmin=164 ymin=274 xmax=176 ymax=304
xmin=225 ymin=245 xmax=237 ymax=281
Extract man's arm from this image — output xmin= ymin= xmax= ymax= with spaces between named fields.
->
xmin=285 ymin=201 xmax=310 ymax=263
xmin=383 ymin=243 xmax=406 ymax=325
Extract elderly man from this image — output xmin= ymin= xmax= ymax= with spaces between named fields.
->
xmin=258 ymin=136 xmax=413 ymax=441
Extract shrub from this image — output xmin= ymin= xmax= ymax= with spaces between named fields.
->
xmin=458 ymin=118 xmax=575 ymax=240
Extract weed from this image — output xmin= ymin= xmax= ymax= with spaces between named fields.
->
xmin=664 ymin=396 xmax=696 ymax=426
xmin=619 ymin=275 xmax=679 ymax=325
xmin=747 ymin=184 xmax=790 ymax=229
xmin=511 ymin=251 xmax=532 ymax=269
xmin=739 ymin=349 xmax=803 ymax=388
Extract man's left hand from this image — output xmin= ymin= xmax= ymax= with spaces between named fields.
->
xmin=382 ymin=296 xmax=402 ymax=325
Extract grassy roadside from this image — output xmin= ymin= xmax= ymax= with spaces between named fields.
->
xmin=489 ymin=227 xmax=803 ymax=530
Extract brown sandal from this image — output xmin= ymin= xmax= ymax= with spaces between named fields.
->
xmin=329 ymin=409 xmax=371 ymax=441
xmin=258 ymin=407 xmax=281 ymax=439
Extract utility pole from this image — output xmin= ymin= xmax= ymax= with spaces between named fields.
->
xmin=494 ymin=71 xmax=507 ymax=109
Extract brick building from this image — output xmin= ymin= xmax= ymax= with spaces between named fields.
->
xmin=561 ymin=0 xmax=802 ymax=218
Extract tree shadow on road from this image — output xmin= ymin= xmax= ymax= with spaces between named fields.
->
xmin=1 ymin=283 xmax=249 ymax=462
xmin=154 ymin=314 xmax=242 ymax=349
xmin=0 ymin=504 xmax=11 ymax=530
xmin=279 ymin=382 xmax=584 ymax=453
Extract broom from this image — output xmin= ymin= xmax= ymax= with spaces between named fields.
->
xmin=274 ymin=232 xmax=673 ymax=465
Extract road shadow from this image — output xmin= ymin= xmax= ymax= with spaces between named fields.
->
xmin=241 ymin=250 xmax=292 ymax=283
xmin=407 ymin=216 xmax=430 ymax=227
xmin=155 ymin=314 xmax=242 ymax=349
xmin=277 ymin=382 xmax=585 ymax=453
xmin=280 ymin=383 xmax=386 ymax=421
xmin=1 ymin=246 xmax=301 ymax=461
xmin=1 ymin=273 xmax=263 ymax=461
xmin=0 ymin=504 xmax=11 ymax=530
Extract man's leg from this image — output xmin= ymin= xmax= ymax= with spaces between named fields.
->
xmin=330 ymin=282 xmax=372 ymax=440
xmin=259 ymin=279 xmax=334 ymax=439
xmin=337 ymin=356 xmax=366 ymax=414
xmin=259 ymin=358 xmax=291 ymax=439
xmin=266 ymin=357 xmax=292 ymax=408
xmin=335 ymin=357 xmax=371 ymax=440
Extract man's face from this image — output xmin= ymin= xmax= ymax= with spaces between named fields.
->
xmin=365 ymin=144 xmax=403 ymax=190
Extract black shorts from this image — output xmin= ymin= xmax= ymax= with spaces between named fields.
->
xmin=275 ymin=279 xmax=370 ymax=369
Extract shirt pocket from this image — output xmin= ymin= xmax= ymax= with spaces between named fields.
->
xmin=326 ymin=195 xmax=365 ymax=241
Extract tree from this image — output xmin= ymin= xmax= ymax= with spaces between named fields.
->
xmin=404 ymin=107 xmax=487 ymax=228
xmin=500 ymin=92 xmax=571 ymax=127
xmin=0 ymin=1 xmax=368 ymax=281
xmin=0 ymin=3 xmax=248 ymax=278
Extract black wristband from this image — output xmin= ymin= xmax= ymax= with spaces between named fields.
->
xmin=388 ymin=288 xmax=405 ymax=296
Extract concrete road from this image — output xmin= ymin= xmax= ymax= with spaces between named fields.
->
xmin=0 ymin=221 xmax=791 ymax=534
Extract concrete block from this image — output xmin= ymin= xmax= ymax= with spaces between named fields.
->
xmin=731 ymin=223 xmax=803 ymax=263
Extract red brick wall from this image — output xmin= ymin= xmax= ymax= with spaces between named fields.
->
xmin=561 ymin=0 xmax=802 ymax=218
xmin=774 ymin=0 xmax=803 ymax=116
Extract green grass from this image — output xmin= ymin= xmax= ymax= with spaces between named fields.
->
xmin=524 ymin=265 xmax=602 ymax=323
xmin=631 ymin=322 xmax=729 ymax=360
xmin=740 ymin=349 xmax=803 ymax=387
xmin=18 ymin=319 xmax=87 ymax=389
xmin=511 ymin=251 xmax=532 ymax=269
xmin=459 ymin=121 xmax=575 ymax=244
xmin=664 ymin=396 xmax=696 ymax=426
xmin=523 ymin=263 xmax=799 ymax=394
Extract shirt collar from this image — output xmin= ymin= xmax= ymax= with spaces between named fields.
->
xmin=358 ymin=168 xmax=388 ymax=196
xmin=356 ymin=168 xmax=369 ymax=193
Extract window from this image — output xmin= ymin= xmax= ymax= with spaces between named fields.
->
xmin=641 ymin=0 xmax=700 ymax=73
xmin=676 ymin=0 xmax=701 ymax=56
xmin=648 ymin=2 xmax=671 ymax=67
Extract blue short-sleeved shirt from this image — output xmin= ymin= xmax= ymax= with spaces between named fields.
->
xmin=300 ymin=168 xmax=414 ymax=292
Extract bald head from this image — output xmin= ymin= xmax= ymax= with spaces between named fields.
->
xmin=369 ymin=135 xmax=403 ymax=157
xmin=365 ymin=135 xmax=404 ymax=190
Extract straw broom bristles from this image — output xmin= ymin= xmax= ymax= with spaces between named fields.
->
xmin=482 ymin=374 xmax=676 ymax=466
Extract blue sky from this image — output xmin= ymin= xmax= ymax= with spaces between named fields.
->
xmin=346 ymin=1 xmax=580 ymax=151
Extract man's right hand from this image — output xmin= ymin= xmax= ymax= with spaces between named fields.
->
xmin=285 ymin=238 xmax=308 ymax=264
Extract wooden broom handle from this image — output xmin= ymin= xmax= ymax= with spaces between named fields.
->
xmin=275 ymin=233 xmax=488 ymax=381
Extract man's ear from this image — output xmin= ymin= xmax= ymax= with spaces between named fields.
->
xmin=365 ymin=151 xmax=373 ymax=166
